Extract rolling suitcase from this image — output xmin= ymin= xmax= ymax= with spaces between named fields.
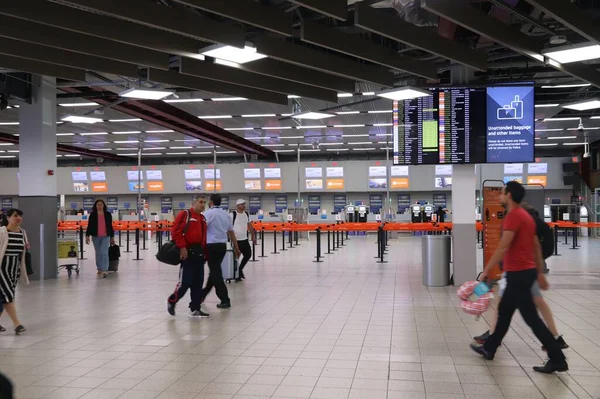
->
xmin=221 ymin=249 xmax=238 ymax=283
xmin=108 ymin=245 xmax=120 ymax=272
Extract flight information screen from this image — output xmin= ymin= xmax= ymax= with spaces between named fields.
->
xmin=393 ymin=87 xmax=486 ymax=165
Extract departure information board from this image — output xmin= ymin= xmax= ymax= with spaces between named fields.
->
xmin=393 ymin=87 xmax=486 ymax=165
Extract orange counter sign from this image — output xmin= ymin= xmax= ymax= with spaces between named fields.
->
xmin=326 ymin=179 xmax=344 ymax=189
xmin=391 ymin=178 xmax=409 ymax=189
xmin=147 ymin=181 xmax=164 ymax=192
xmin=265 ymin=180 xmax=282 ymax=190
xmin=205 ymin=180 xmax=222 ymax=191
xmin=91 ymin=182 xmax=108 ymax=193
xmin=527 ymin=175 xmax=547 ymax=186
xmin=483 ymin=186 xmax=504 ymax=280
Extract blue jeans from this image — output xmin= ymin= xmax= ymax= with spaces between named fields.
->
xmin=92 ymin=236 xmax=110 ymax=272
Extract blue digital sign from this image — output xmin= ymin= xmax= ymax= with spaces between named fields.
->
xmin=486 ymin=86 xmax=535 ymax=163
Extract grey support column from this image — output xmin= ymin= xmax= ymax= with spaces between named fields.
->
xmin=18 ymin=75 xmax=58 ymax=281
xmin=452 ymin=164 xmax=477 ymax=285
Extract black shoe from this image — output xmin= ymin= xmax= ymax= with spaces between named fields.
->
xmin=15 ymin=325 xmax=26 ymax=335
xmin=167 ymin=301 xmax=176 ymax=316
xmin=542 ymin=336 xmax=569 ymax=351
xmin=0 ymin=325 xmax=5 ymax=332
xmin=239 ymin=270 xmax=246 ymax=280
xmin=470 ymin=343 xmax=494 ymax=360
xmin=533 ymin=360 xmax=568 ymax=374
xmin=188 ymin=309 xmax=210 ymax=318
xmin=217 ymin=302 xmax=231 ymax=309
xmin=473 ymin=330 xmax=490 ymax=344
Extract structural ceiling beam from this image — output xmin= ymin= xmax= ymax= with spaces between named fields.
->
xmin=521 ymin=0 xmax=600 ymax=45
xmin=62 ymin=0 xmax=245 ymax=48
xmin=180 ymin=58 xmax=338 ymax=102
xmin=421 ymin=0 xmax=600 ymax=88
xmin=171 ymin=0 xmax=293 ymax=36
xmin=146 ymin=68 xmax=288 ymax=105
xmin=0 ymin=54 xmax=85 ymax=82
xmin=288 ymin=0 xmax=347 ymax=21
xmin=0 ymin=38 xmax=139 ymax=78
xmin=0 ymin=0 xmax=205 ymax=59
xmin=253 ymin=35 xmax=394 ymax=87
xmin=354 ymin=3 xmax=487 ymax=72
xmin=301 ymin=20 xmax=438 ymax=80
xmin=0 ymin=15 xmax=169 ymax=70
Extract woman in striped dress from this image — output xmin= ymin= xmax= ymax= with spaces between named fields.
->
xmin=0 ymin=208 xmax=28 ymax=335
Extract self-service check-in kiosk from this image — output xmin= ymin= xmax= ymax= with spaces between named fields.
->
xmin=357 ymin=205 xmax=368 ymax=223
xmin=346 ymin=206 xmax=356 ymax=223
xmin=423 ymin=204 xmax=434 ymax=222
xmin=411 ymin=204 xmax=422 ymax=223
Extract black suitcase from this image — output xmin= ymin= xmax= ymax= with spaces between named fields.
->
xmin=108 ymin=245 xmax=120 ymax=272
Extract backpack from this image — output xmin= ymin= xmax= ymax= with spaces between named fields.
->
xmin=526 ymin=208 xmax=554 ymax=259
xmin=232 ymin=211 xmax=249 ymax=225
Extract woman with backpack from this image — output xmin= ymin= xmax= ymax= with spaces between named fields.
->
xmin=85 ymin=200 xmax=115 ymax=278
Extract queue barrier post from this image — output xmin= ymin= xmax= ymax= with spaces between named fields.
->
xmin=271 ymin=229 xmax=279 ymax=255
xmin=313 ymin=227 xmax=323 ymax=263
xmin=79 ymin=226 xmax=87 ymax=260
xmin=259 ymin=229 xmax=267 ymax=258
xmin=134 ymin=227 xmax=142 ymax=261
xmin=326 ymin=228 xmax=332 ymax=254
xmin=377 ymin=227 xmax=387 ymax=263
xmin=142 ymin=225 xmax=147 ymax=250
xmin=280 ymin=226 xmax=287 ymax=251
xmin=250 ymin=238 xmax=259 ymax=262
xmin=125 ymin=228 xmax=132 ymax=253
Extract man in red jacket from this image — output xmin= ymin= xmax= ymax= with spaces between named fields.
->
xmin=167 ymin=195 xmax=209 ymax=318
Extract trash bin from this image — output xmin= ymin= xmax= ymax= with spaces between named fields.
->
xmin=422 ymin=235 xmax=451 ymax=286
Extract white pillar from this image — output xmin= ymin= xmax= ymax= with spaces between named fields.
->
xmin=19 ymin=75 xmax=58 ymax=280
xmin=452 ymin=164 xmax=477 ymax=285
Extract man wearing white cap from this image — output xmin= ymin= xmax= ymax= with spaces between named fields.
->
xmin=232 ymin=199 xmax=256 ymax=280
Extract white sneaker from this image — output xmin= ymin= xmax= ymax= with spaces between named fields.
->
xmin=188 ymin=309 xmax=209 ymax=318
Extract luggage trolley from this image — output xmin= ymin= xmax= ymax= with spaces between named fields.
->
xmin=57 ymin=236 xmax=81 ymax=277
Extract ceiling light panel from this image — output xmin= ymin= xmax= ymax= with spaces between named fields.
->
xmin=198 ymin=115 xmax=233 ymax=119
xmin=120 ymin=88 xmax=174 ymax=100
xmin=58 ymin=102 xmax=98 ymax=107
xmin=292 ymin=112 xmax=335 ymax=120
xmin=542 ymin=43 xmax=600 ymax=64
xmin=201 ymin=44 xmax=267 ymax=64
xmin=163 ymin=98 xmax=204 ymax=103
xmin=377 ymin=87 xmax=431 ymax=101
xmin=61 ymin=115 xmax=103 ymax=124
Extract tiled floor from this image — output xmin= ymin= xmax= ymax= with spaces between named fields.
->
xmin=1 ymin=233 xmax=599 ymax=399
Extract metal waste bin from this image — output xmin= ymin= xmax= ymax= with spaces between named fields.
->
xmin=422 ymin=235 xmax=451 ymax=286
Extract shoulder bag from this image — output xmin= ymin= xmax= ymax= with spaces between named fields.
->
xmin=156 ymin=211 xmax=191 ymax=265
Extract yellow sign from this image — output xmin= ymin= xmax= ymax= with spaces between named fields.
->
xmin=58 ymin=241 xmax=78 ymax=259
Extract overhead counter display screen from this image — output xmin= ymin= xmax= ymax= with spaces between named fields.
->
xmin=486 ymin=86 xmax=534 ymax=163
xmin=393 ymin=87 xmax=486 ymax=165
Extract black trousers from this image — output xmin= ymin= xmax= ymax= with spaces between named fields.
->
xmin=202 ymin=243 xmax=229 ymax=303
xmin=168 ymin=250 xmax=205 ymax=312
xmin=484 ymin=268 xmax=565 ymax=364
xmin=237 ymin=239 xmax=252 ymax=271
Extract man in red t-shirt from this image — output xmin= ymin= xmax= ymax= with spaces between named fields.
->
xmin=471 ymin=181 xmax=568 ymax=374
xmin=167 ymin=196 xmax=209 ymax=318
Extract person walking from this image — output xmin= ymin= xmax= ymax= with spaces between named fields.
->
xmin=0 ymin=209 xmax=8 ymax=227
xmin=85 ymin=200 xmax=115 ymax=278
xmin=202 ymin=194 xmax=240 ymax=309
xmin=231 ymin=199 xmax=256 ymax=281
xmin=470 ymin=181 xmax=568 ymax=374
xmin=167 ymin=196 xmax=209 ymax=318
xmin=0 ymin=209 xmax=29 ymax=335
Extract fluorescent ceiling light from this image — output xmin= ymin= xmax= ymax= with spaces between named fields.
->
xmin=292 ymin=112 xmax=335 ymax=120
xmin=534 ymin=143 xmax=558 ymax=147
xmin=262 ymin=126 xmax=293 ymax=130
xmin=247 ymin=136 xmax=279 ymax=140
xmin=299 ymin=149 xmax=321 ymax=152
xmin=0 ymin=155 xmax=15 ymax=158
xmin=563 ymin=142 xmax=588 ymax=146
xmin=144 ymin=139 xmax=170 ymax=143
xmin=191 ymin=152 xmax=212 ymax=155
xmin=145 ymin=130 xmax=174 ymax=133
xmin=112 ymin=131 xmax=142 ymax=135
xmin=120 ymin=88 xmax=173 ymax=100
xmin=58 ymin=102 xmax=98 ymax=107
xmin=201 ymin=44 xmax=266 ymax=64
xmin=114 ymin=140 xmax=139 ymax=144
xmin=143 ymin=153 xmax=162 ymax=156
xmin=117 ymin=153 xmax=138 ymax=156
xmin=374 ymin=123 xmax=393 ymax=127
xmin=0 ymin=122 xmax=18 ymax=125
xmin=61 ymin=115 xmax=103 ymax=124
xmin=6 ymin=150 xmax=18 ymax=153
xmin=198 ymin=115 xmax=232 ymax=119
xmin=287 ymin=95 xmax=301 ymax=99
xmin=341 ymin=134 xmax=369 ymax=137
xmin=166 ymin=152 xmax=188 ymax=155
xmin=274 ymin=149 xmax=295 ymax=153
xmin=352 ymin=148 xmax=376 ymax=151
xmin=376 ymin=133 xmax=393 ymax=136
xmin=336 ymin=111 xmax=360 ymax=115
xmin=242 ymin=114 xmax=276 ymax=118
xmin=547 ymin=136 xmax=577 ymax=140
xmin=116 ymin=147 xmax=136 ymax=151
xmin=164 ymin=98 xmax=204 ymax=103
xmin=534 ymin=104 xmax=560 ymax=108
xmin=90 ymin=148 xmax=112 ymax=151
xmin=212 ymin=97 xmax=247 ymax=102
xmin=326 ymin=148 xmax=349 ymax=151
xmin=296 ymin=125 xmax=327 ymax=129
xmin=377 ymin=87 xmax=431 ymax=101
xmin=0 ymin=143 xmax=14 ymax=146
xmin=362 ymin=92 xmax=376 ymax=96
xmin=226 ymin=127 xmax=256 ymax=131
xmin=281 ymin=113 xmax=294 ymax=117
xmin=56 ymin=133 xmax=75 ymax=136
xmin=108 ymin=118 xmax=142 ymax=122
xmin=368 ymin=110 xmax=392 ymax=114
xmin=79 ymin=132 xmax=108 ymax=136
xmin=262 ymin=144 xmax=285 ymax=147
xmin=217 ymin=151 xmax=236 ymax=154
xmin=347 ymin=142 xmax=373 ymax=145
xmin=280 ymin=136 xmax=304 ymax=139
xmin=56 ymin=155 xmax=62 ymax=157
xmin=143 ymin=147 xmax=166 ymax=150
xmin=541 ymin=83 xmax=591 ymax=89
xmin=337 ymin=93 xmax=353 ymax=98
xmin=543 ymin=117 xmax=581 ymax=122
xmin=535 ymin=128 xmax=563 ymax=132
xmin=567 ymin=126 xmax=600 ymax=130
xmin=333 ymin=124 xmax=365 ymax=128
xmin=563 ymin=99 xmax=600 ymax=111
xmin=169 ymin=146 xmax=193 ymax=149
xmin=542 ymin=43 xmax=600 ymax=64
xmin=319 ymin=142 xmax=343 ymax=146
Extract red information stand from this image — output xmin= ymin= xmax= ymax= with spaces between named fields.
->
xmin=482 ymin=180 xmax=505 ymax=280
